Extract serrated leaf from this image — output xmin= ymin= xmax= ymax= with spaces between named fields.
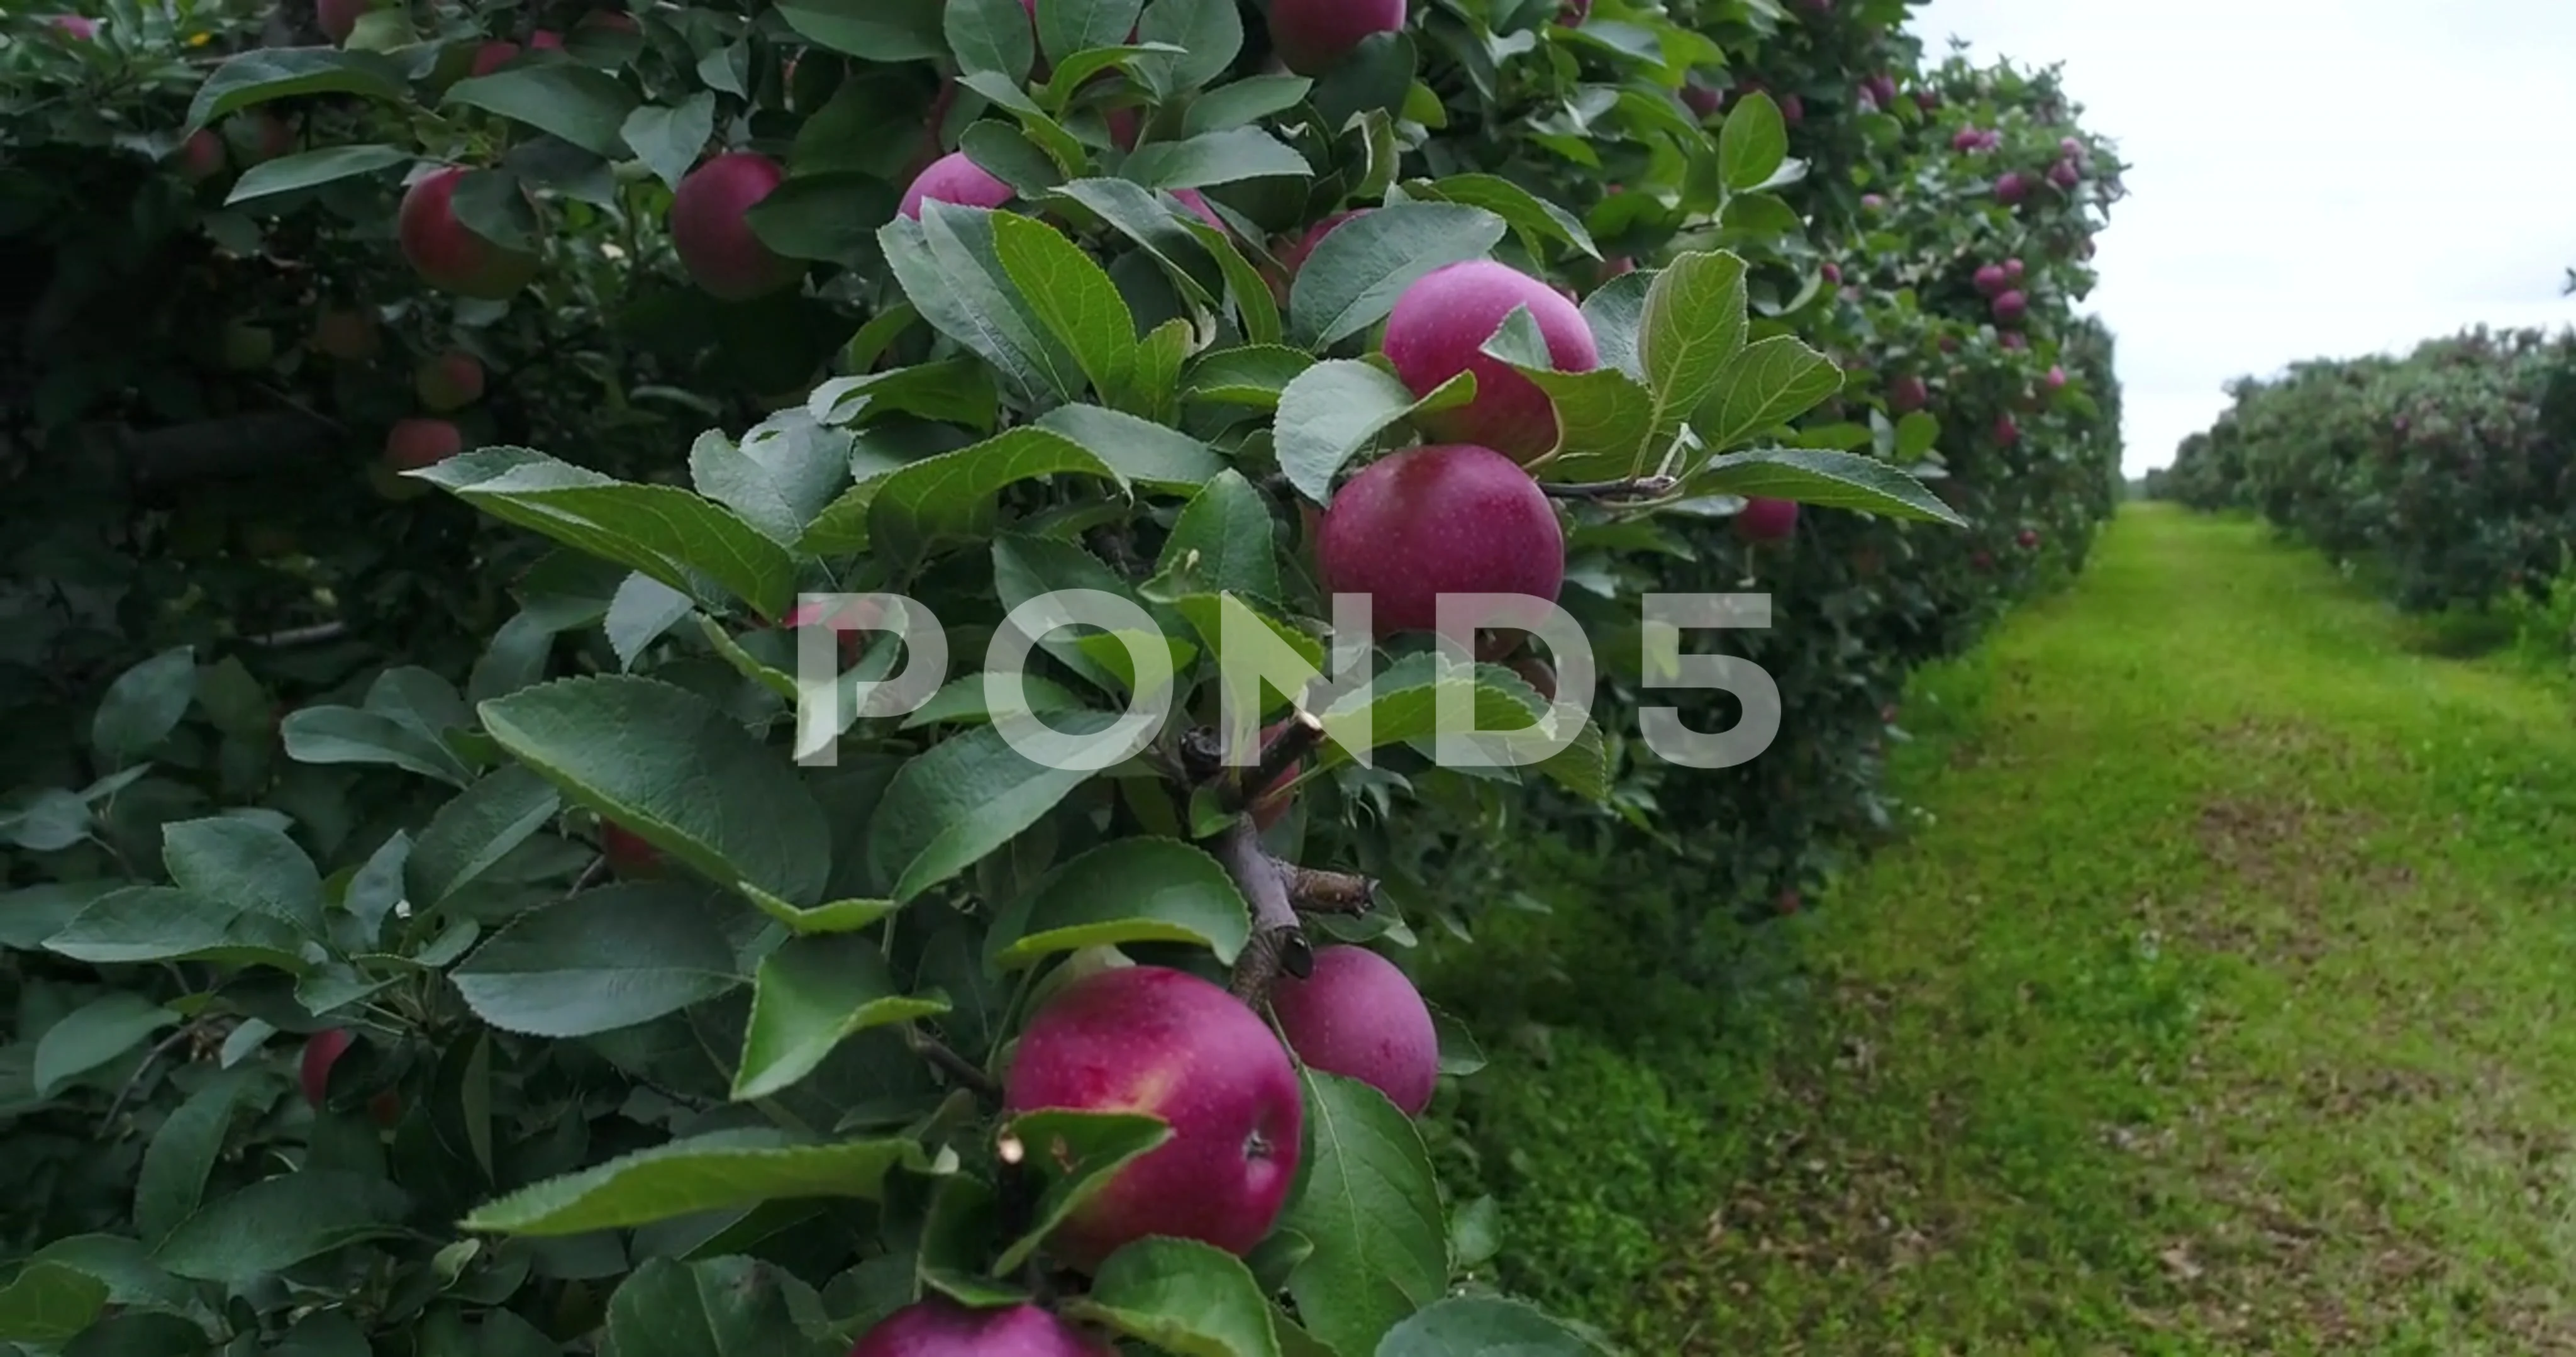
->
xmin=992 ymin=837 xmax=1250 ymax=966
xmin=154 ymin=1171 xmax=409 ymax=1285
xmin=1150 ymin=471 xmax=1279 ymax=600
xmin=0 ymin=1263 xmax=106 ymax=1343
xmin=862 ymin=425 xmax=1125 ymax=566
xmin=164 ymin=816 xmax=324 ymax=935
xmin=449 ymin=883 xmax=740 ymax=1037
xmin=45 ymin=886 xmax=310 ymax=971
xmin=1405 ymin=173 xmax=1599 ymax=259
xmin=406 ymin=765 xmax=560 ymax=907
xmin=944 ymin=0 xmax=1035 ymax=81
xmin=92 ymin=646 xmax=196 ymax=764
xmin=604 ymin=1256 xmax=843 ymax=1357
xmin=880 ymin=203 xmax=1086 ymax=408
xmin=1275 ymin=360 xmax=1475 ymax=505
xmin=733 ymin=934 xmax=950 ymax=1100
xmin=1069 ymin=1237 xmax=1284 ymax=1357
xmin=1692 ymin=447 xmax=1964 ymax=525
xmin=1182 ymin=345 xmax=1313 ymax=408
xmin=1639 ymin=250 xmax=1750 ymax=428
xmin=282 ymin=705 xmax=474 ymax=787
xmin=1279 ymin=1073 xmax=1446 ymax=1356
xmin=1695 ymin=335 xmax=1845 ymax=450
xmin=462 ymin=1128 xmax=930 ymax=1235
xmin=32 ymin=993 xmax=175 ymax=1098
xmin=992 ymin=209 xmax=1136 ymax=399
xmin=867 ymin=713 xmax=1124 ymax=903
xmin=1287 ymin=203 xmax=1509 ymax=348
xmin=620 ymin=93 xmax=716 ymax=191
xmin=993 ymin=1110 xmax=1173 ymax=1273
xmin=1035 ymin=404 xmax=1225 ymax=489
xmin=1377 ymin=1296 xmax=1607 ymax=1355
xmin=479 ymin=675 xmax=831 ymax=905
xmin=1123 ymin=126 xmax=1311 ymax=189
xmin=1716 ymin=89 xmax=1787 ymax=192
xmin=135 ymin=1069 xmax=259 ymax=1247
xmin=444 ymin=65 xmax=638 ymax=157
xmin=223 ymin=144 xmax=409 ymax=206
xmin=1035 ymin=0 xmax=1145 ymax=67
xmin=186 ymin=48 xmax=408 ymax=128
xmin=735 ymin=881 xmax=901 ymax=935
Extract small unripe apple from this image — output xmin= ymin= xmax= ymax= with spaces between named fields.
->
xmin=1735 ymin=496 xmax=1799 ymax=542
xmin=384 ymin=418 xmax=465 ymax=471
xmin=1973 ymin=262 xmax=2009 ymax=296
xmin=399 ymin=166 xmax=541 ymax=299
xmin=1994 ymin=172 xmax=2029 ymax=206
xmin=899 ymin=150 xmax=1014 ymax=220
xmin=670 ymin=152 xmax=805 ymax=301
xmin=311 ymin=307 xmax=380 ymax=362
xmin=1003 ymin=966 xmax=1302 ymax=1270
xmin=1267 ymin=0 xmax=1407 ymax=77
xmin=1316 ymin=444 xmax=1564 ymax=640
xmin=1382 ymin=259 xmax=1601 ymax=463
xmin=1887 ymin=374 xmax=1928 ymax=413
xmin=1992 ymin=415 xmax=2020 ymax=447
xmin=850 ymin=1297 xmax=1110 ymax=1356
xmin=1270 ymin=947 xmax=1440 ymax=1116
xmin=1990 ymin=289 xmax=2026 ymax=325
xmin=414 ymin=351 xmax=486 ymax=411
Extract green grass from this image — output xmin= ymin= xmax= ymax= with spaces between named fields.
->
xmin=1443 ymin=505 xmax=2576 ymax=1354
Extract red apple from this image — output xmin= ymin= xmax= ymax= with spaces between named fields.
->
xmin=1556 ymin=0 xmax=1590 ymax=25
xmin=2043 ymin=364 xmax=2067 ymax=391
xmin=783 ymin=598 xmax=871 ymax=666
xmin=1267 ymin=0 xmax=1407 ymax=76
xmin=1950 ymin=126 xmax=1985 ymax=152
xmin=46 ymin=14 xmax=97 ymax=38
xmin=1990 ymin=289 xmax=2026 ymax=326
xmin=1272 ymin=209 xmax=1364 ymax=296
xmin=1382 ymin=259 xmax=1601 ymax=464
xmin=1778 ymin=92 xmax=1804 ymax=125
xmin=899 ymin=150 xmax=1014 ymax=220
xmin=414 ymin=351 xmax=486 ymax=411
xmin=301 ymin=1030 xmax=353 ymax=1107
xmin=1888 ymin=374 xmax=1928 ymax=413
xmin=601 ymin=824 xmax=665 ymax=880
xmin=1269 ymin=947 xmax=1440 ymax=1115
xmin=384 ymin=418 xmax=465 ymax=471
xmin=1002 ymin=966 xmax=1302 ymax=1269
xmin=470 ymin=41 xmax=521 ymax=75
xmin=317 ymin=0 xmax=367 ymax=42
xmin=1682 ymin=83 xmax=1721 ymax=118
xmin=850 ymin=1297 xmax=1110 ymax=1356
xmin=1974 ymin=262 xmax=2009 ymax=296
xmin=1992 ymin=414 xmax=2020 ymax=447
xmin=175 ymin=128 xmax=227 ymax=182
xmin=1994 ymin=172 xmax=2029 ymax=206
xmin=1860 ymin=192 xmax=1884 ymax=211
xmin=1170 ymin=188 xmax=1225 ymax=232
xmin=670 ymin=152 xmax=806 ymax=300
xmin=2004 ymin=257 xmax=2025 ymax=279
xmin=528 ymin=28 xmax=564 ymax=48
xmin=1316 ymin=444 xmax=1564 ymax=640
xmin=1999 ymin=331 xmax=2028 ymax=350
xmin=2016 ymin=527 xmax=2039 ymax=548
xmin=1735 ymin=496 xmax=1799 ymax=542
xmin=1819 ymin=262 xmax=1841 ymax=284
xmin=2048 ymin=159 xmax=2080 ymax=189
xmin=399 ymin=166 xmax=542 ymax=299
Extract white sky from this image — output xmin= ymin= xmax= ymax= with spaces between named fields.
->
xmin=1909 ymin=0 xmax=2576 ymax=474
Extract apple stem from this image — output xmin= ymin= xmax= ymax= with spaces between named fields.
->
xmin=1541 ymin=474 xmax=1680 ymax=501
xmin=1278 ymin=863 xmax=1374 ymax=915
xmin=1213 ymin=819 xmax=1302 ymax=1003
xmin=902 ymin=1024 xmax=998 ymax=1100
xmin=1244 ymin=709 xmax=1325 ymax=801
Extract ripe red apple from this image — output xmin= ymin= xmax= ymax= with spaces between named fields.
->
xmin=2016 ymin=527 xmax=2039 ymax=548
xmin=1990 ymin=289 xmax=2026 ymax=326
xmin=1992 ymin=414 xmax=2020 ymax=447
xmin=900 ymin=150 xmax=1014 ymax=220
xmin=1002 ymin=966 xmax=1302 ymax=1269
xmin=1267 ymin=0 xmax=1407 ymax=76
xmin=528 ymin=29 xmax=563 ymax=48
xmin=1865 ymin=74 xmax=1897 ymax=108
xmin=47 ymin=13 xmax=98 ymax=38
xmin=1973 ymin=262 xmax=2009 ymax=296
xmin=1819 ymin=262 xmax=1841 ymax=284
xmin=783 ymin=598 xmax=871 ymax=666
xmin=311 ymin=307 xmax=380 ymax=362
xmin=601 ymin=824 xmax=665 ymax=880
xmin=301 ymin=1030 xmax=353 ymax=1107
xmin=1735 ymin=496 xmax=1799 ymax=542
xmin=1382 ymin=259 xmax=1601 ymax=463
xmin=850 ymin=1297 xmax=1109 ymax=1356
xmin=2048 ymin=159 xmax=2080 ymax=189
xmin=1775 ymin=888 xmax=1801 ymax=915
xmin=317 ymin=0 xmax=367 ymax=42
xmin=1556 ymin=0 xmax=1590 ymax=25
xmin=470 ymin=40 xmax=521 ymax=75
xmin=1888 ymin=374 xmax=1928 ymax=413
xmin=1269 ymin=947 xmax=1439 ymax=1115
xmin=1859 ymin=193 xmax=1884 ymax=211
xmin=1999 ymin=331 xmax=2028 ymax=350
xmin=1682 ymin=83 xmax=1721 ymax=118
xmin=2003 ymin=257 xmax=2025 ymax=280
xmin=2043 ymin=364 xmax=2067 ymax=391
xmin=231 ymin=111 xmax=297 ymax=165
xmin=670 ymin=152 xmax=806 ymax=301
xmin=1994 ymin=172 xmax=2029 ymax=206
xmin=384 ymin=418 xmax=465 ymax=471
xmin=175 ymin=128 xmax=228 ymax=182
xmin=1777 ymin=92 xmax=1804 ymax=125
xmin=1272 ymin=209 xmax=1364 ymax=294
xmin=399 ymin=166 xmax=541 ymax=299
xmin=1950 ymin=126 xmax=1985 ymax=152
xmin=414 ymin=351 xmax=486 ymax=411
xmin=1170 ymin=188 xmax=1225 ymax=232
xmin=1316 ymin=444 xmax=1563 ymax=640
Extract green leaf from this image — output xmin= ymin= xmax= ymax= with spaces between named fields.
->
xmin=734 ymin=882 xmax=900 ymax=937
xmin=450 ymin=882 xmax=739 ymax=1037
xmin=1180 ymin=210 xmax=1285 ymax=347
xmin=1049 ymin=177 xmax=1223 ymax=309
xmin=690 ymin=415 xmax=854 ymax=547
xmin=1182 ymin=345 xmax=1313 ymax=409
xmin=25 ymin=1235 xmax=198 ymax=1323
xmin=863 ymin=426 xmax=1124 ymax=567
xmin=1069 ymin=1237 xmax=1284 ymax=1357
xmin=0 ymin=1263 xmax=106 ymax=1344
xmin=1279 ymin=1072 xmax=1447 ymax=1356
xmin=1135 ymin=0 xmax=1243 ymax=94
xmin=778 ymin=0 xmax=946 ymax=61
xmin=880 ymin=203 xmax=1085 ymax=408
xmin=92 ymin=645 xmax=195 ymax=765
xmin=992 ymin=209 xmax=1136 ymax=400
xmin=154 ymin=1170 xmax=409 ymax=1285
xmin=45 ymin=886 xmax=311 ymax=971
xmin=135 ymin=1069 xmax=258 ymax=1247
xmin=1274 ymin=360 xmax=1475 ymax=505
xmin=810 ymin=359 xmax=999 ymax=430
xmin=223 ymin=144 xmax=410 ymax=206
xmin=462 ymin=1128 xmax=929 ymax=1235
xmin=904 ymin=671 xmax=1088 ymax=729
xmin=606 ymin=573 xmax=694 ymax=670
xmin=407 ymin=765 xmax=560 ymax=908
xmin=1123 ymin=126 xmax=1311 ymax=188
xmin=1716 ymin=89 xmax=1787 ymax=193
xmin=1036 ymin=0 xmax=1144 ymax=67
xmin=1580 ymin=270 xmax=1650 ymax=381
xmin=604 ymin=1256 xmax=842 ymax=1357
xmin=1894 ymin=410 xmax=1941 ymax=459
xmin=414 ymin=447 xmax=799 ymax=618
xmin=621 ymin=94 xmax=717 ymax=191
xmin=993 ymin=837 xmax=1250 ymax=966
xmin=479 ymin=675 xmax=831 ymax=906
xmin=186 ymin=48 xmax=409 ymax=128
xmin=165 ymin=816 xmax=325 ymax=935
xmin=1404 ymin=173 xmax=1599 ymax=259
xmin=1035 ymin=404 xmax=1226 ymax=489
xmin=1287 ymin=203 xmax=1509 ymax=349
xmin=32 ymin=993 xmax=174 ymax=1098
xmin=944 ymin=0 xmax=1035 ymax=81
xmin=993 ymin=1109 xmax=1173 ymax=1272
xmin=1377 ymin=1297 xmax=1607 ymax=1355
xmin=733 ymin=934 xmax=950 ymax=1101
xmin=1182 ymin=75 xmax=1313 ymax=135
xmin=1692 ymin=448 xmax=1965 ymax=525
xmin=444 ymin=65 xmax=639 ymax=157
xmin=282 ymin=704 xmax=474 ymax=786
xmin=1 ymin=788 xmax=87 ymax=852
xmin=1695 ymin=335 xmax=1845 ymax=450
xmin=748 ymin=171 xmax=898 ymax=267
xmin=868 ymin=713 xmax=1124 ymax=902
xmin=1639 ymin=251 xmax=1751 ymax=430
xmin=1152 ymin=471 xmax=1280 ymax=599
xmin=1480 ymin=310 xmax=1658 ymax=477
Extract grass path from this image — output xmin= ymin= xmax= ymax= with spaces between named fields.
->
xmin=1455 ymin=506 xmax=2576 ymax=1354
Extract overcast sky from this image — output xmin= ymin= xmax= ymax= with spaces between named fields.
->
xmin=1909 ymin=0 xmax=2576 ymax=474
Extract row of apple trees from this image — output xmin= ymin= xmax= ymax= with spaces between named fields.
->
xmin=0 ymin=0 xmax=2028 ymax=1354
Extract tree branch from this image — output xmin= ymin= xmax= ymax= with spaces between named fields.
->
xmin=904 ymin=1024 xmax=998 ymax=1100
xmin=1541 ymin=474 xmax=1679 ymax=501
xmin=1246 ymin=706 xmax=1325 ymax=800
xmin=1213 ymin=818 xmax=1306 ymax=1003
xmin=1280 ymin=864 xmax=1375 ymax=915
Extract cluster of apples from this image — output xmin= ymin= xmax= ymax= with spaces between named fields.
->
xmin=1972 ymin=256 xmax=2028 ymax=327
